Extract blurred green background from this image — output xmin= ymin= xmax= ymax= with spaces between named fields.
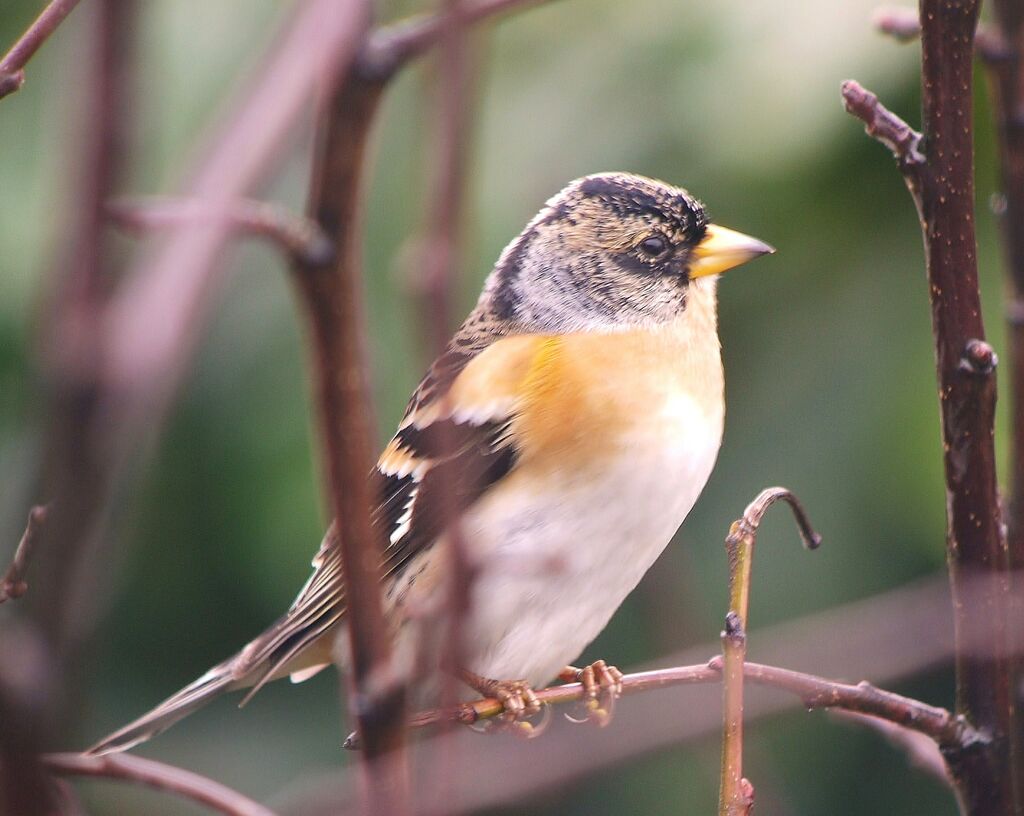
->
xmin=0 ymin=0 xmax=1009 ymax=813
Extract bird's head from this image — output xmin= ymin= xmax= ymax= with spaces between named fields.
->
xmin=483 ymin=172 xmax=773 ymax=333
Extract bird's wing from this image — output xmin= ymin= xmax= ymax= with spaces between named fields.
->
xmin=235 ymin=334 xmax=551 ymax=697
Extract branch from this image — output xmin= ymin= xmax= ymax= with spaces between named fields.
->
xmin=719 ymin=488 xmax=821 ymax=816
xmin=873 ymin=6 xmax=1009 ymax=62
xmin=290 ymin=10 xmax=411 ymax=813
xmin=846 ymin=2 xmax=1016 ymax=812
xmin=0 ymin=0 xmax=82 ymax=100
xmin=984 ymin=0 xmax=1024 ymax=794
xmin=107 ymin=196 xmax=333 ymax=267
xmin=42 ymin=753 xmax=277 ymax=816
xmin=100 ymin=0 xmax=369 ymax=434
xmin=840 ymin=80 xmax=925 ymax=173
xmin=0 ymin=505 xmax=47 ymax=604
xmin=360 ymin=0 xmax=553 ymax=80
xmin=406 ymin=658 xmax=974 ymax=752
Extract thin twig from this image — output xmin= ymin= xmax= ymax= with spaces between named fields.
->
xmin=107 ymin=196 xmax=333 ymax=267
xmin=719 ymin=488 xmax=821 ymax=816
xmin=42 ymin=753 xmax=277 ymax=816
xmin=0 ymin=0 xmax=82 ymax=100
xmin=0 ymin=505 xmax=47 ymax=604
xmin=840 ymin=80 xmax=925 ymax=172
xmin=406 ymin=658 xmax=973 ymax=751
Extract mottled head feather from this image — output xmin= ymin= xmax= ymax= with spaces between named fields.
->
xmin=481 ymin=172 xmax=711 ymax=334
xmin=405 ymin=173 xmax=716 ymax=415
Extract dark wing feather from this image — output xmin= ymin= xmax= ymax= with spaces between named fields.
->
xmin=237 ymin=330 xmax=518 ymax=693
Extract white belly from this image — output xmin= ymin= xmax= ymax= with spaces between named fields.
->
xmin=458 ymin=391 xmax=723 ymax=687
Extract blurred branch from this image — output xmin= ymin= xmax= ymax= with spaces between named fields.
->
xmin=984 ymin=0 xmax=1024 ymax=795
xmin=42 ymin=753 xmax=277 ymax=816
xmin=360 ymin=0 xmax=552 ymax=79
xmin=3 ymin=4 xmax=133 ymax=815
xmin=0 ymin=0 xmax=82 ymax=100
xmin=872 ymin=6 xmax=1006 ymax=60
xmin=418 ymin=5 xmax=476 ymax=791
xmin=844 ymin=2 xmax=1017 ymax=813
xmin=719 ymin=488 xmax=821 ymax=816
xmin=108 ymin=196 xmax=333 ymax=268
xmin=290 ymin=10 xmax=411 ymax=814
xmin=0 ymin=505 xmax=47 ymax=604
xmin=830 ymin=710 xmax=951 ymax=786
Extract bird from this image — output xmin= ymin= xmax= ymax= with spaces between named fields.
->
xmin=88 ymin=172 xmax=773 ymax=755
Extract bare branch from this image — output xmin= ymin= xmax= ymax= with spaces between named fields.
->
xmin=0 ymin=505 xmax=47 ymax=604
xmin=107 ymin=196 xmax=333 ymax=268
xmin=408 ymin=658 xmax=973 ymax=753
xmin=871 ymin=6 xmax=922 ymax=42
xmin=0 ymin=0 xmax=82 ymax=100
xmin=872 ymin=6 xmax=1008 ymax=62
xmin=985 ymin=0 xmax=1024 ymax=793
xmin=719 ymin=488 xmax=821 ymax=816
xmin=101 ymin=0 xmax=369 ymax=432
xmin=361 ymin=0 xmax=553 ymax=80
xmin=290 ymin=9 xmax=410 ymax=812
xmin=42 ymin=753 xmax=277 ymax=816
xmin=847 ymin=1 xmax=1017 ymax=811
xmin=840 ymin=80 xmax=925 ymax=172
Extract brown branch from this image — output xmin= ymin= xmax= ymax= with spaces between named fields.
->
xmin=872 ymin=6 xmax=1007 ymax=59
xmin=0 ymin=505 xmax=47 ymax=604
xmin=42 ymin=753 xmax=277 ymax=816
xmin=289 ymin=10 xmax=412 ymax=812
xmin=841 ymin=80 xmax=925 ymax=173
xmin=0 ymin=0 xmax=82 ymax=100
xmin=985 ymin=0 xmax=1024 ymax=798
xmin=107 ymin=196 xmax=333 ymax=267
xmin=100 ymin=0 xmax=369 ymax=438
xmin=4 ymin=6 xmax=134 ymax=815
xmin=719 ymin=488 xmax=821 ymax=816
xmin=407 ymin=658 xmax=974 ymax=753
xmin=845 ymin=2 xmax=1016 ymax=812
xmin=360 ymin=0 xmax=553 ymax=80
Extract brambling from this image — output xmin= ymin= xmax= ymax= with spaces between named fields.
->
xmin=89 ymin=172 xmax=772 ymax=754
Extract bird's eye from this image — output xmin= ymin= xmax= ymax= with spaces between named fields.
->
xmin=638 ymin=235 xmax=668 ymax=258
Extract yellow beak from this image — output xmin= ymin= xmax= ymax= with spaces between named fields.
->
xmin=689 ymin=224 xmax=775 ymax=279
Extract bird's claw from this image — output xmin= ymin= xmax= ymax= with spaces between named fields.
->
xmin=465 ymin=676 xmax=550 ymax=738
xmin=560 ymin=659 xmax=623 ymax=727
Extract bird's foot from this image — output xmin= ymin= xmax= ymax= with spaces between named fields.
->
xmin=559 ymin=659 xmax=623 ymax=727
xmin=461 ymin=670 xmax=549 ymax=739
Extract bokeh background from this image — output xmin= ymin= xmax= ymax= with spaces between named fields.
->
xmin=0 ymin=0 xmax=1010 ymax=813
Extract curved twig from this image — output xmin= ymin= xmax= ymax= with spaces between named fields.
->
xmin=42 ymin=753 xmax=277 ymax=816
xmin=719 ymin=488 xmax=822 ymax=816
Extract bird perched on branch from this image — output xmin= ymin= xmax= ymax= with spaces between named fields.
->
xmin=89 ymin=172 xmax=772 ymax=754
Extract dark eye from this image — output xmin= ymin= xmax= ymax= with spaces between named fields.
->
xmin=638 ymin=235 xmax=668 ymax=258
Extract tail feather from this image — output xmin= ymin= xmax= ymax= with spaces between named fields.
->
xmin=87 ymin=657 xmax=240 ymax=756
xmin=88 ymin=531 xmax=347 ymax=755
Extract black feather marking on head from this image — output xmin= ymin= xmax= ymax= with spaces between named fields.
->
xmin=577 ymin=174 xmax=708 ymax=242
xmin=491 ymin=229 xmax=535 ymax=320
